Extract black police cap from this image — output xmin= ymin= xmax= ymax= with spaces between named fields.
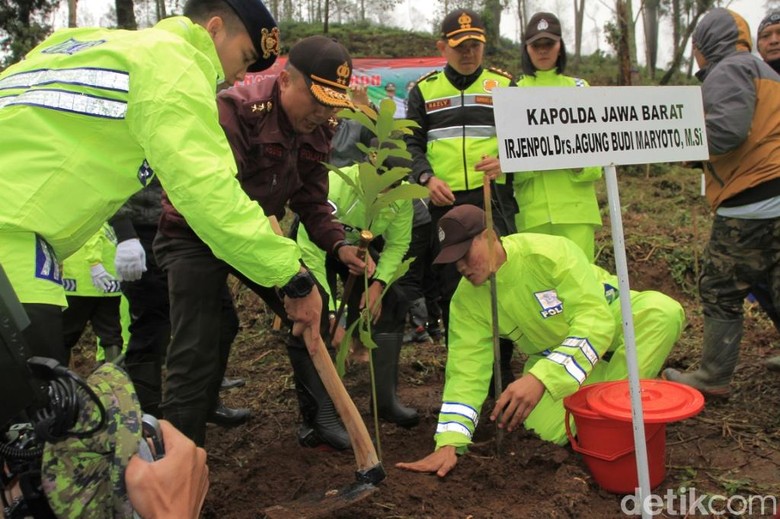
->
xmin=288 ymin=36 xmax=355 ymax=109
xmin=440 ymin=8 xmax=486 ymax=47
xmin=223 ymin=0 xmax=280 ymax=72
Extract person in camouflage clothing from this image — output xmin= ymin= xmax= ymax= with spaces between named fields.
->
xmin=41 ymin=363 xmax=208 ymax=518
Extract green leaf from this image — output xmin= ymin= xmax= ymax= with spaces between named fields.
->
xmin=335 ymin=319 xmax=361 ymax=377
xmin=358 ymin=315 xmax=378 ymax=351
xmin=338 ymin=107 xmax=376 ymax=133
xmin=368 ymin=183 xmax=428 ymax=222
xmin=375 ymin=99 xmax=397 ymax=141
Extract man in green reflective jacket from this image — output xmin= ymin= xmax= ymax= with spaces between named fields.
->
xmin=0 ymin=0 xmax=323 ymax=365
xmin=398 ymin=205 xmax=684 ymax=477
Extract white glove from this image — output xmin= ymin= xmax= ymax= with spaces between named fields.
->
xmin=90 ymin=264 xmax=120 ymax=292
xmin=115 ymin=238 xmax=147 ymax=281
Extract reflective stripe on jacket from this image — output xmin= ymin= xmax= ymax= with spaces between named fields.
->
xmin=416 ymin=68 xmax=512 ymax=191
xmin=513 ymin=70 xmax=603 ymax=230
xmin=0 ymin=17 xmax=300 ymax=288
xmin=435 ymin=234 xmax=617 ymax=450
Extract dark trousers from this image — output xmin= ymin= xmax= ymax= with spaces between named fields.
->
xmin=700 ymin=214 xmax=780 ymax=321
xmin=429 ymin=183 xmax=517 ymax=328
xmin=153 ymin=233 xmax=327 ymax=445
xmin=62 ymin=295 xmax=123 ymax=355
xmin=21 ymin=303 xmax=67 ymax=364
xmin=396 ymin=222 xmax=439 ymax=307
xmin=326 ymin=248 xmax=409 ymax=335
xmin=122 ymin=225 xmax=171 ymax=364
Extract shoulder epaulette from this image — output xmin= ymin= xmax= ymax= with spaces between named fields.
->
xmin=248 ymin=99 xmax=273 ymax=115
xmin=488 ymin=66 xmax=514 ymax=81
xmin=416 ymin=69 xmax=441 ymax=84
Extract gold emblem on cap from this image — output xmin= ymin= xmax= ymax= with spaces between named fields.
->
xmin=458 ymin=12 xmax=472 ymax=30
xmin=260 ymin=27 xmax=280 ymax=59
xmin=336 ymin=62 xmax=351 ymax=86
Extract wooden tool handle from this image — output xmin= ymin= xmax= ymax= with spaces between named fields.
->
xmin=268 ymin=216 xmax=381 ymax=473
xmin=306 ymin=330 xmax=380 ymax=471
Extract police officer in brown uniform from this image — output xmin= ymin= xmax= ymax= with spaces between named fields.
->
xmin=154 ymin=36 xmax=372 ymax=448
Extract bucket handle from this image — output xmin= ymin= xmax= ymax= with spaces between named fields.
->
xmin=565 ymin=409 xmax=644 ymax=462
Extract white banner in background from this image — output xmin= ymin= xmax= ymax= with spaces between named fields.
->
xmin=493 ymin=86 xmax=709 ymax=171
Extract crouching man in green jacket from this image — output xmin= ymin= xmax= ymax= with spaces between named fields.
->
xmin=397 ymin=204 xmax=684 ymax=477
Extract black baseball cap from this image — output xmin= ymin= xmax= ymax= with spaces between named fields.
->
xmin=288 ymin=36 xmax=355 ymax=110
xmin=524 ymin=12 xmax=562 ymax=44
xmin=223 ymin=0 xmax=280 ymax=72
xmin=433 ymin=204 xmax=487 ymax=264
xmin=440 ymin=8 xmax=486 ymax=47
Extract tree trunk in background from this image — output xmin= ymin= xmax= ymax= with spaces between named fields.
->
xmin=484 ymin=0 xmax=502 ymax=48
xmin=359 ymin=0 xmax=365 ymax=21
xmin=324 ymin=0 xmax=329 ymax=32
xmin=659 ymin=0 xmax=714 ymax=84
xmin=573 ymin=0 xmax=585 ymax=61
xmin=516 ymin=0 xmax=528 ymax=41
xmin=155 ymin=0 xmax=166 ymax=23
xmin=643 ymin=0 xmax=659 ymax=79
xmin=115 ymin=0 xmax=137 ymax=29
xmin=671 ymin=0 xmax=680 ymax=57
xmin=68 ymin=0 xmax=78 ymax=27
xmin=616 ymin=0 xmax=632 ymax=84
xmin=623 ymin=0 xmax=638 ymax=77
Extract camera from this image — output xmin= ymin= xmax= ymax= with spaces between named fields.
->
xmin=1 ymin=265 xmax=107 ymax=518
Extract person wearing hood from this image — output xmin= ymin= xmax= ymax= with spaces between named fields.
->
xmin=513 ymin=12 xmax=603 ymax=262
xmin=663 ymin=8 xmax=780 ymax=396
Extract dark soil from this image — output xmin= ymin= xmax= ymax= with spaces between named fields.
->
xmin=72 ymin=167 xmax=780 ymax=518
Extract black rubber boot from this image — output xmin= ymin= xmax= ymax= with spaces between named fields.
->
xmin=372 ymin=333 xmax=419 ymax=428
xmin=287 ymin=344 xmax=351 ymax=451
xmin=663 ymin=317 xmax=742 ymax=398
xmin=125 ymin=360 xmax=162 ymax=417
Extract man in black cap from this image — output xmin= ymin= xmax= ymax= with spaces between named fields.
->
xmin=405 ymin=7 xmax=518 ymax=388
xmin=397 ymin=205 xmax=683 ymax=477
xmin=155 ymin=35 xmax=374 ymax=449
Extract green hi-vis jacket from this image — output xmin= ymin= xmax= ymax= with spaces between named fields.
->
xmin=298 ymin=165 xmax=413 ymax=311
xmin=0 ymin=17 xmax=300 ymax=287
xmin=62 ymin=223 xmax=120 ymax=297
xmin=513 ymin=69 xmax=603 ymax=231
xmin=417 ymin=68 xmax=513 ymax=191
xmin=435 ymin=233 xmax=620 ymax=451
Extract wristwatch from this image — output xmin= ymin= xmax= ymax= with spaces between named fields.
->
xmin=418 ymin=172 xmax=434 ymax=186
xmin=279 ymin=271 xmax=316 ymax=299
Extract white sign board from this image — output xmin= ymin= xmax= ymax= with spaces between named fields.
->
xmin=493 ymin=86 xmax=709 ymax=172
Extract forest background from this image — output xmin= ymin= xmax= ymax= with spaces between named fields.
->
xmin=2 ymin=0 xmax=779 ymax=87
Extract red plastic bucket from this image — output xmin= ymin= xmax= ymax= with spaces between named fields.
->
xmin=564 ymin=384 xmax=666 ymax=494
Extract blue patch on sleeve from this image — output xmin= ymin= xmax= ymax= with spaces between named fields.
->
xmin=34 ymin=236 xmax=62 ymax=284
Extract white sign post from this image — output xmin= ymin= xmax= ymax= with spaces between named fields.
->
xmin=493 ymin=86 xmax=709 ymax=519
